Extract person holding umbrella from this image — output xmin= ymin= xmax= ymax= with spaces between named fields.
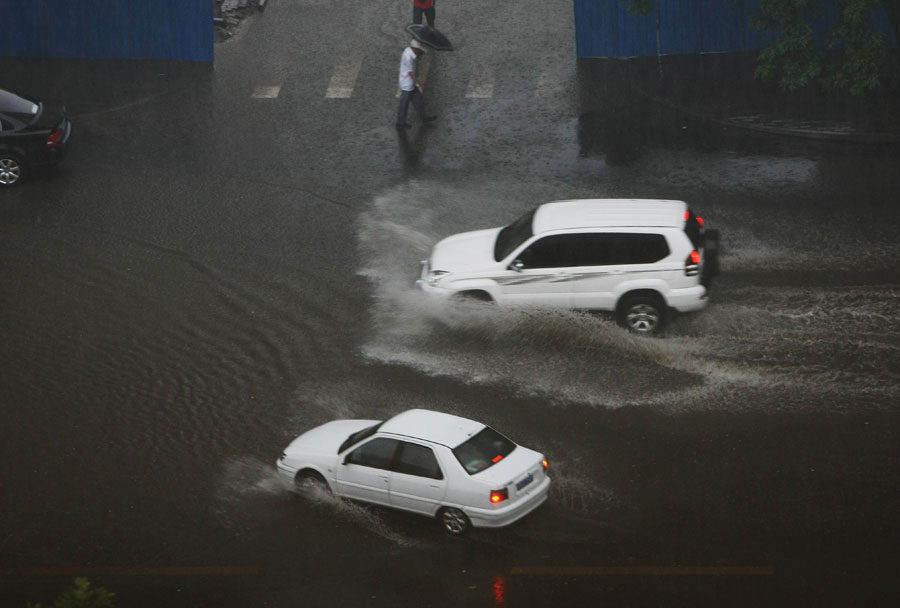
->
xmin=396 ymin=39 xmax=437 ymax=128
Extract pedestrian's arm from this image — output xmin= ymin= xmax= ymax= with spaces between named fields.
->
xmin=409 ymin=71 xmax=425 ymax=90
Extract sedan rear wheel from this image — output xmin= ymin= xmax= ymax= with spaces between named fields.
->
xmin=0 ymin=154 xmax=25 ymax=187
xmin=439 ymin=507 xmax=470 ymax=536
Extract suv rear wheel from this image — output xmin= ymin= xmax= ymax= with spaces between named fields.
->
xmin=617 ymin=294 xmax=666 ymax=336
xmin=455 ymin=290 xmax=493 ymax=303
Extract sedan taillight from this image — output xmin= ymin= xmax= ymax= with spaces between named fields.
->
xmin=490 ymin=489 xmax=508 ymax=504
xmin=46 ymin=128 xmax=64 ymax=147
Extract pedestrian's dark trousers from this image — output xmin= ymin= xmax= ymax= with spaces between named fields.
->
xmin=413 ymin=7 xmax=435 ymax=27
xmin=396 ymin=87 xmax=426 ymax=124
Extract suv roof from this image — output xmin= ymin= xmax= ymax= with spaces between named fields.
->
xmin=533 ymin=199 xmax=688 ymax=234
xmin=380 ymin=409 xmax=484 ymax=447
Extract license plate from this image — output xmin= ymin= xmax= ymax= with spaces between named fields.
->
xmin=516 ymin=473 xmax=534 ymax=491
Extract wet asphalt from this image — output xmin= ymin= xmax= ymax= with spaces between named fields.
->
xmin=2 ymin=0 xmax=900 ymax=606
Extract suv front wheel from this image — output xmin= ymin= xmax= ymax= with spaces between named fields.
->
xmin=617 ymin=294 xmax=666 ymax=336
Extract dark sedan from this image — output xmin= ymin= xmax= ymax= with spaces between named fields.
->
xmin=0 ymin=87 xmax=72 ymax=186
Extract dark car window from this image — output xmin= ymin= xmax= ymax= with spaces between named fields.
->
xmin=453 ymin=427 xmax=516 ymax=475
xmin=0 ymin=90 xmax=39 ymax=122
xmin=494 ymin=207 xmax=536 ymax=262
xmin=607 ymin=233 xmax=670 ymax=264
xmin=518 ymin=233 xmax=669 ymax=268
xmin=345 ymin=437 xmax=399 ymax=470
xmin=683 ymin=210 xmax=704 ymax=249
xmin=516 ymin=234 xmax=573 ymax=268
xmin=394 ymin=442 xmax=444 ymax=479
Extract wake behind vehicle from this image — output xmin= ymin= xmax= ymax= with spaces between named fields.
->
xmin=417 ymin=199 xmax=720 ymax=335
xmin=277 ymin=409 xmax=550 ymax=535
xmin=0 ymin=87 xmax=72 ymax=186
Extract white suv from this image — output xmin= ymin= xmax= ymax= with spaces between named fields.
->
xmin=416 ymin=199 xmax=719 ymax=335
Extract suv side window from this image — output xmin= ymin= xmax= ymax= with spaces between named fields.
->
xmin=345 ymin=437 xmax=399 ymax=470
xmin=608 ymin=233 xmax=670 ymax=264
xmin=517 ymin=235 xmax=576 ymax=268
xmin=519 ymin=233 xmax=669 ymax=268
xmin=394 ymin=442 xmax=444 ymax=479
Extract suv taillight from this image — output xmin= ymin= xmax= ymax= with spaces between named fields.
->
xmin=684 ymin=250 xmax=700 ymax=276
xmin=490 ymin=489 xmax=509 ymax=504
xmin=46 ymin=128 xmax=64 ymax=147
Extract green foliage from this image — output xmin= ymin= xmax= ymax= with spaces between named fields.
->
xmin=752 ymin=0 xmax=888 ymax=95
xmin=620 ymin=0 xmax=654 ymax=16
xmin=26 ymin=578 xmax=114 ymax=608
xmin=620 ymin=0 xmax=896 ymax=94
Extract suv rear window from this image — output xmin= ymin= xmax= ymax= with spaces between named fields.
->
xmin=683 ymin=210 xmax=705 ymax=249
xmin=452 ymin=427 xmax=516 ymax=474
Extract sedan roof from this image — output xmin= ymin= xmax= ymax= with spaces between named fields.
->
xmin=380 ymin=409 xmax=485 ymax=448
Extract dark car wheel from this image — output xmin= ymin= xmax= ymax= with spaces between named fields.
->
xmin=438 ymin=507 xmax=470 ymax=536
xmin=617 ymin=294 xmax=666 ymax=336
xmin=294 ymin=470 xmax=331 ymax=496
xmin=455 ymin=290 xmax=493 ymax=303
xmin=0 ymin=153 xmax=25 ymax=186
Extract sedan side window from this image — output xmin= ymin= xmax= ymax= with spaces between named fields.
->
xmin=345 ymin=437 xmax=400 ymax=470
xmin=394 ymin=442 xmax=443 ymax=480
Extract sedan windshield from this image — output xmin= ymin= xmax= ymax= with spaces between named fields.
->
xmin=453 ymin=427 xmax=516 ymax=474
xmin=338 ymin=422 xmax=382 ymax=454
xmin=493 ymin=207 xmax=536 ymax=262
xmin=0 ymin=89 xmax=40 ymax=121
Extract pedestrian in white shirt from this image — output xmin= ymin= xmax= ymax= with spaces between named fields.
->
xmin=396 ymin=40 xmax=437 ymax=128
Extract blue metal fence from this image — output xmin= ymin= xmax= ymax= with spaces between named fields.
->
xmin=574 ymin=0 xmax=897 ymax=58
xmin=0 ymin=0 xmax=213 ymax=62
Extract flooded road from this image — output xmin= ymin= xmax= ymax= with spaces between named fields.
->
xmin=2 ymin=0 xmax=899 ymax=606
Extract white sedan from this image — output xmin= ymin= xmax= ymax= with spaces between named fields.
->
xmin=276 ymin=409 xmax=550 ymax=535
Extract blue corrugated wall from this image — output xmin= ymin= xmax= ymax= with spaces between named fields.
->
xmin=0 ymin=0 xmax=213 ymax=62
xmin=574 ymin=0 xmax=897 ymax=58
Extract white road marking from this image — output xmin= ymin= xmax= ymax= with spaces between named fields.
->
xmin=534 ymin=70 xmax=555 ymax=98
xmin=251 ymin=85 xmax=281 ymax=99
xmin=326 ymin=54 xmax=364 ymax=98
xmin=466 ymin=68 xmax=494 ymax=98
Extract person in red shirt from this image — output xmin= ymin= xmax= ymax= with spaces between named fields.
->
xmin=413 ymin=0 xmax=435 ymax=28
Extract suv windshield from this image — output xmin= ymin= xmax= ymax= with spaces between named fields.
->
xmin=494 ymin=207 xmax=536 ymax=262
xmin=338 ymin=422 xmax=383 ymax=454
xmin=452 ymin=427 xmax=516 ymax=474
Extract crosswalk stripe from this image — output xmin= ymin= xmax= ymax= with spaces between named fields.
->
xmin=534 ymin=70 xmax=555 ymax=98
xmin=465 ymin=69 xmax=494 ymax=98
xmin=326 ymin=54 xmax=364 ymax=98
xmin=251 ymin=85 xmax=281 ymax=99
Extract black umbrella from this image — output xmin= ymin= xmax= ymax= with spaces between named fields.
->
xmin=406 ymin=24 xmax=453 ymax=51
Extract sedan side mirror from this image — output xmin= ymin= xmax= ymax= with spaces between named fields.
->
xmin=509 ymin=259 xmax=524 ymax=272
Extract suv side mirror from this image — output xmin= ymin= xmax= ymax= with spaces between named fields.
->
xmin=510 ymin=259 xmax=524 ymax=272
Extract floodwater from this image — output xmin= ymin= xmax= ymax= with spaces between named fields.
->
xmin=2 ymin=1 xmax=899 ymax=604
